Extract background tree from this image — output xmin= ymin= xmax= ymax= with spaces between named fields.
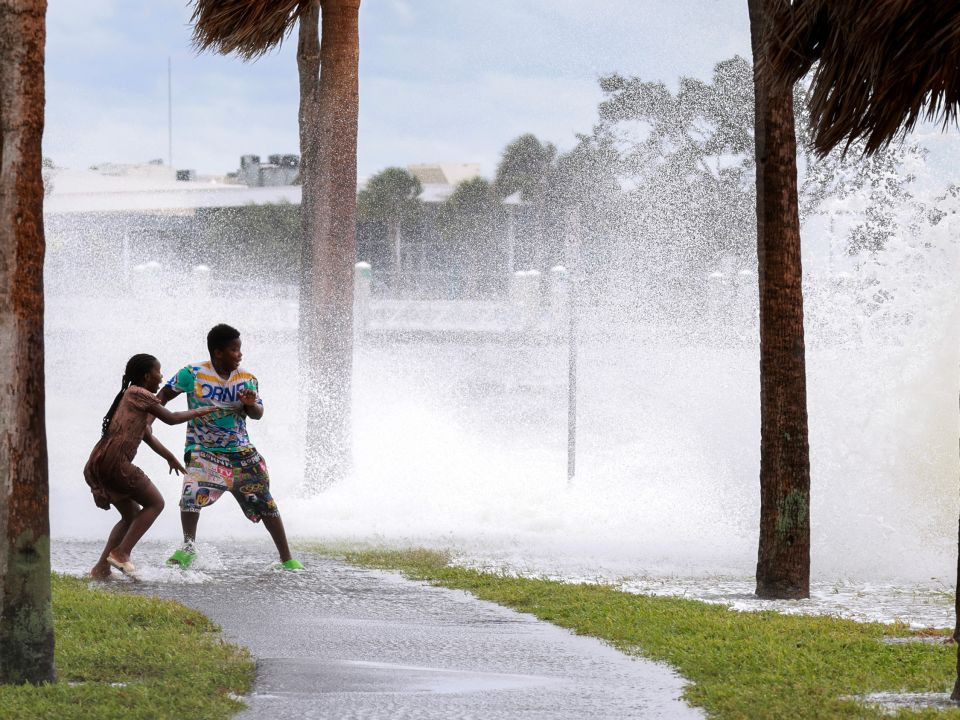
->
xmin=543 ymin=132 xmax=623 ymax=282
xmin=748 ymin=0 xmax=810 ymax=600
xmin=436 ymin=177 xmax=507 ymax=296
xmin=494 ymin=133 xmax=557 ymax=271
xmin=0 ymin=0 xmax=56 ymax=684
xmin=357 ymin=167 xmax=422 ymax=276
xmin=495 ymin=133 xmax=557 ymax=201
xmin=793 ymin=97 xmax=928 ymax=257
xmin=196 ymin=201 xmax=301 ymax=282
xmin=593 ymin=55 xmax=925 ymax=277
xmin=191 ymin=0 xmax=362 ymax=488
xmin=597 ymin=57 xmax=757 ymax=272
xmin=767 ymin=0 xmax=960 ymax=692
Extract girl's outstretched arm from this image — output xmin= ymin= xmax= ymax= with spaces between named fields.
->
xmin=149 ymin=404 xmax=216 ymax=426
xmin=143 ymin=427 xmax=187 ymax=475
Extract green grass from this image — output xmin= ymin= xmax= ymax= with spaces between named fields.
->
xmin=0 ymin=575 xmax=254 ymax=720
xmin=330 ymin=546 xmax=960 ymax=720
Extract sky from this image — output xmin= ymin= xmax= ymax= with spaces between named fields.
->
xmin=44 ymin=0 xmax=753 ymax=179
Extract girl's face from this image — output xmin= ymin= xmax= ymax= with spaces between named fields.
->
xmin=144 ymin=362 xmax=163 ymax=393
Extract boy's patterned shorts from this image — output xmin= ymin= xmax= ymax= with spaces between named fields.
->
xmin=180 ymin=449 xmax=280 ymax=522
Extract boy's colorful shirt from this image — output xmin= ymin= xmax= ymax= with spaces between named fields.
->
xmin=165 ymin=361 xmax=263 ymax=454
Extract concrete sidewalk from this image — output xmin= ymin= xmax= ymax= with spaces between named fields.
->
xmin=59 ymin=542 xmax=703 ymax=719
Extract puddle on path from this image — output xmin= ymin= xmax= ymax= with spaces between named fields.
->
xmin=255 ymin=657 xmax=561 ymax=696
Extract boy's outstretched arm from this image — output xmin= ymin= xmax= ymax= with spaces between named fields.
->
xmin=151 ymin=404 xmax=217 ymax=426
xmin=157 ymin=386 xmax=180 ymax=406
xmin=143 ymin=427 xmax=187 ymax=475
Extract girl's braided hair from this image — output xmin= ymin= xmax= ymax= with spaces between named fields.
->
xmin=101 ymin=354 xmax=158 ymax=435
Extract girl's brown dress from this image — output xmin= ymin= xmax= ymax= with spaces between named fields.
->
xmin=84 ymin=385 xmax=160 ymax=509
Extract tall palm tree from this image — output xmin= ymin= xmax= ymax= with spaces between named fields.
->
xmin=436 ymin=177 xmax=507 ymax=296
xmin=0 ymin=0 xmax=56 ymax=684
xmin=191 ymin=0 xmax=361 ymax=488
xmin=767 ymin=0 xmax=960 ymax=696
xmin=357 ymin=166 xmax=422 ymax=277
xmin=748 ymin=0 xmax=811 ymax=600
xmin=494 ymin=134 xmax=557 ymax=272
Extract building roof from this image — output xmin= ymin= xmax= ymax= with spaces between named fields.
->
xmin=44 ymin=161 xmax=519 ymax=214
xmin=43 ymin=165 xmax=301 ymax=214
xmin=408 ymin=163 xmax=483 ymax=186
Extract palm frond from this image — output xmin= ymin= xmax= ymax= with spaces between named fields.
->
xmin=769 ymin=0 xmax=960 ymax=156
xmin=190 ymin=0 xmax=304 ymax=60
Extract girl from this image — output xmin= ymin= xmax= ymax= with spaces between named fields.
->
xmin=84 ymin=353 xmax=215 ymax=577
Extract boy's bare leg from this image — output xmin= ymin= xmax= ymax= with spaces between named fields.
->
xmin=262 ymin=515 xmax=292 ymax=562
xmin=180 ymin=510 xmax=200 ymax=544
xmin=92 ymin=511 xmax=133 ymax=578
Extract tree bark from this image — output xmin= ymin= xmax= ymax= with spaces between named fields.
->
xmin=388 ymin=216 xmax=400 ymax=283
xmin=748 ymin=0 xmax=811 ymax=600
xmin=297 ymin=0 xmax=360 ymax=490
xmin=0 ymin=0 xmax=55 ymax=684
xmin=952 ymin=499 xmax=960 ymax=701
xmin=952 ymin=400 xmax=960 ymax=702
xmin=297 ymin=0 xmax=321 ymax=360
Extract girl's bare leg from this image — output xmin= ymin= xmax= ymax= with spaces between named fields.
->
xmin=109 ymin=483 xmax=165 ymax=563
xmin=91 ymin=509 xmax=135 ymax=578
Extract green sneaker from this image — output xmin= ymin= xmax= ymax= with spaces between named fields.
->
xmin=167 ymin=547 xmax=196 ymax=569
xmin=280 ymin=559 xmax=304 ymax=571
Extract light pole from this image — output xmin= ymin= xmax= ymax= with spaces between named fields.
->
xmin=566 ymin=209 xmax=581 ymax=484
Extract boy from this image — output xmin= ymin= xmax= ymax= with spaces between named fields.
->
xmin=159 ymin=323 xmax=303 ymax=570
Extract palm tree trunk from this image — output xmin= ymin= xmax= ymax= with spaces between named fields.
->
xmin=298 ymin=0 xmax=320 ymax=297
xmin=388 ymin=216 xmax=400 ymax=286
xmin=952 ymin=395 xmax=960 ymax=702
xmin=0 ymin=0 xmax=56 ymax=683
xmin=748 ymin=0 xmax=811 ymax=599
xmin=297 ymin=0 xmax=361 ymax=489
xmin=952 ymin=489 xmax=960 ymax=700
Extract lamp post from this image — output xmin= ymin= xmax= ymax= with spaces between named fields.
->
xmin=565 ymin=209 xmax=581 ymax=484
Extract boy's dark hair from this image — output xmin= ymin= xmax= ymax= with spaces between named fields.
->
xmin=207 ymin=324 xmax=241 ymax=355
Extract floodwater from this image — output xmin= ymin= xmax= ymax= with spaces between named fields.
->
xmin=45 ymin=206 xmax=960 ymax=631
xmin=453 ymin=552 xmax=956 ymax=629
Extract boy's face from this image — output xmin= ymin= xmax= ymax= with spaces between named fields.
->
xmin=213 ymin=338 xmax=243 ymax=373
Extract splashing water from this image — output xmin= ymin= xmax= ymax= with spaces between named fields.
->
xmin=45 ymin=188 xmax=960 ymax=627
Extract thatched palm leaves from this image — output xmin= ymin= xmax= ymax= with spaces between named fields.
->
xmin=0 ymin=0 xmax=56 ymax=684
xmin=192 ymin=0 xmax=362 ymax=487
xmin=190 ymin=0 xmax=303 ymax=59
xmin=768 ymin=0 xmax=960 ymax=156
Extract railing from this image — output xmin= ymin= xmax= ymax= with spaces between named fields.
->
xmin=45 ymin=261 xmax=931 ymax=347
xmin=369 ymin=270 xmax=509 ymax=300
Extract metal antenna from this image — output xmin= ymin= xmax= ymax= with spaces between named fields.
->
xmin=167 ymin=57 xmax=173 ymax=167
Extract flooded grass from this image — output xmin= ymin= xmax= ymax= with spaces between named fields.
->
xmin=332 ymin=546 xmax=960 ymax=720
xmin=0 ymin=575 xmax=254 ymax=720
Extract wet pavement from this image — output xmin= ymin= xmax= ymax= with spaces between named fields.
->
xmin=53 ymin=540 xmax=702 ymax=719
